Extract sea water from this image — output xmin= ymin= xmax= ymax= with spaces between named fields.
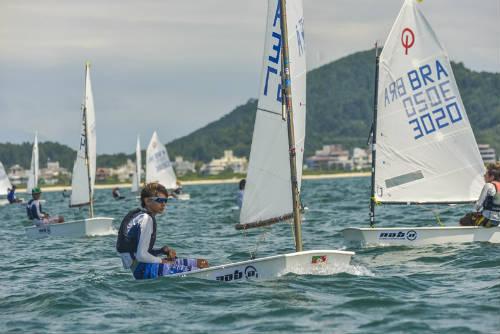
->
xmin=0 ymin=177 xmax=498 ymax=333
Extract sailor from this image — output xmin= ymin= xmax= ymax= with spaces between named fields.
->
xmin=472 ymin=165 xmax=500 ymax=227
xmin=112 ymin=187 xmax=124 ymax=199
xmin=7 ymin=185 xmax=22 ymax=204
xmin=236 ymin=179 xmax=245 ymax=209
xmin=116 ymin=182 xmax=209 ymax=280
xmin=26 ymin=187 xmax=64 ymax=226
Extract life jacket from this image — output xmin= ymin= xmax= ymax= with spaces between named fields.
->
xmin=7 ymin=190 xmax=15 ymax=203
xmin=484 ymin=181 xmax=500 ymax=212
xmin=26 ymin=199 xmax=41 ymax=220
xmin=116 ymin=208 xmax=157 ymax=259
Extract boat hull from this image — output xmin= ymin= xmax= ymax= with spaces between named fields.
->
xmin=343 ymin=226 xmax=500 ymax=246
xmin=25 ymin=217 xmax=115 ymax=238
xmin=176 ymin=193 xmax=190 ymax=201
xmin=169 ymin=250 xmax=354 ymax=282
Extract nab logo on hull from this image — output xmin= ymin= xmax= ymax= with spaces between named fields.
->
xmin=216 ymin=265 xmax=259 ymax=282
xmin=379 ymin=230 xmax=418 ymax=241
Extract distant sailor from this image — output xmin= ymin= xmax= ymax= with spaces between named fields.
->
xmin=116 ymin=182 xmax=209 ymax=280
xmin=7 ymin=185 xmax=22 ymax=204
xmin=472 ymin=165 xmax=500 ymax=227
xmin=461 ymin=164 xmax=500 ymax=227
xmin=26 ymin=187 xmax=64 ymax=226
xmin=112 ymin=187 xmax=124 ymax=200
xmin=236 ymin=179 xmax=245 ymax=209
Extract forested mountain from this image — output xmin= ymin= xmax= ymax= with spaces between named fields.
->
xmin=167 ymin=49 xmax=500 ymax=161
xmin=1 ymin=49 xmax=499 ymax=168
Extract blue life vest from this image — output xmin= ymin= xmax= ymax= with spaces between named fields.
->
xmin=7 ymin=190 xmax=15 ymax=203
xmin=116 ymin=208 xmax=157 ymax=259
xmin=26 ymin=199 xmax=41 ymax=220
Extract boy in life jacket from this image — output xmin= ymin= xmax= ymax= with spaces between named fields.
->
xmin=116 ymin=182 xmax=209 ymax=280
xmin=26 ymin=187 xmax=64 ymax=226
xmin=461 ymin=165 xmax=500 ymax=227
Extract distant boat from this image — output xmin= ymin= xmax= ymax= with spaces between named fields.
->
xmin=146 ymin=131 xmax=190 ymax=200
xmin=26 ymin=63 xmax=114 ymax=238
xmin=0 ymin=161 xmax=13 ymax=206
xmin=26 ymin=133 xmax=39 ymax=194
xmin=172 ymin=0 xmax=353 ymax=281
xmin=131 ymin=135 xmax=141 ymax=193
xmin=342 ymin=0 xmax=499 ymax=245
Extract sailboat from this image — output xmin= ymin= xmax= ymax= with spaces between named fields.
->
xmin=25 ymin=62 xmax=114 ymax=238
xmin=146 ymin=131 xmax=190 ymax=200
xmin=342 ymin=0 xmax=500 ymax=245
xmin=131 ymin=135 xmax=141 ymax=193
xmin=26 ymin=133 xmax=39 ymax=195
xmin=168 ymin=0 xmax=353 ymax=281
xmin=0 ymin=161 xmax=13 ymax=206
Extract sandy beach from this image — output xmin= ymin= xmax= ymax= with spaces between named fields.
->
xmin=14 ymin=172 xmax=370 ymax=193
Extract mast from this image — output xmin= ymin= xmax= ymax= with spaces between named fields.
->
xmin=279 ymin=0 xmax=303 ymax=252
xmin=84 ymin=62 xmax=94 ymax=218
xmin=369 ymin=44 xmax=380 ymax=228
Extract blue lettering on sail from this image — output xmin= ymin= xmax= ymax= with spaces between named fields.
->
xmin=383 ymin=59 xmax=462 ymax=140
xmin=273 ymin=0 xmax=281 ymax=27
xmin=263 ymin=1 xmax=282 ymax=102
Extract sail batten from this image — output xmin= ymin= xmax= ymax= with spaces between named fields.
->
xmin=146 ymin=132 xmax=177 ymax=190
xmin=374 ymin=0 xmax=485 ymax=204
xmin=240 ymin=0 xmax=306 ymax=226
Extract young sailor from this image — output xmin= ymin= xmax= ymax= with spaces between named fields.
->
xmin=116 ymin=182 xmax=209 ymax=280
xmin=472 ymin=166 xmax=500 ymax=227
xmin=236 ymin=179 xmax=245 ymax=209
xmin=461 ymin=165 xmax=500 ymax=227
xmin=7 ymin=185 xmax=22 ymax=204
xmin=26 ymin=187 xmax=64 ymax=226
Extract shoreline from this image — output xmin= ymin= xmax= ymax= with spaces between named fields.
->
xmin=15 ymin=172 xmax=370 ymax=193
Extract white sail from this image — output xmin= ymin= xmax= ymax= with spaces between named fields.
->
xmin=374 ymin=0 xmax=485 ymax=204
xmin=240 ymin=0 xmax=306 ymax=225
xmin=71 ymin=64 xmax=97 ymax=207
xmin=131 ymin=135 xmax=141 ymax=193
xmin=146 ymin=131 xmax=177 ymax=189
xmin=0 ymin=161 xmax=12 ymax=196
xmin=26 ymin=133 xmax=39 ymax=194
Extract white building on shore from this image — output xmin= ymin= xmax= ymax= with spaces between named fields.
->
xmin=201 ymin=150 xmax=247 ymax=175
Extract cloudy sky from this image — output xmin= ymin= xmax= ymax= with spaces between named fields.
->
xmin=1 ymin=0 xmax=499 ymax=154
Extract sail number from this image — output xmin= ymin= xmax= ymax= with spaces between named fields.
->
xmin=263 ymin=1 xmax=305 ymax=104
xmin=383 ymin=59 xmax=463 ymax=140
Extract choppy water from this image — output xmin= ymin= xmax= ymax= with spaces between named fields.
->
xmin=1 ymin=177 xmax=499 ymax=333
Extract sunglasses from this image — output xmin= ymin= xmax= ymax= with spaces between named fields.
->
xmin=149 ymin=196 xmax=168 ymax=204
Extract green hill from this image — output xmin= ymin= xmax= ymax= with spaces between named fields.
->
xmin=1 ymin=49 xmax=499 ymax=168
xmin=167 ymin=49 xmax=500 ymax=161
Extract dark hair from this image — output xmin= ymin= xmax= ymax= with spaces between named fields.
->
xmin=490 ymin=168 xmax=500 ymax=181
xmin=140 ymin=182 xmax=168 ymax=207
xmin=239 ymin=179 xmax=246 ymax=190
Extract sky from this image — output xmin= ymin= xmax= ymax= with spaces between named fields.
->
xmin=1 ymin=0 xmax=499 ymax=154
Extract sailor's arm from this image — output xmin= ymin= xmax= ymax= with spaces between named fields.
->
xmin=474 ymin=184 xmax=493 ymax=212
xmin=135 ymin=216 xmax=162 ymax=264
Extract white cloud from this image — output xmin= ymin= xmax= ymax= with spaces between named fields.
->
xmin=1 ymin=0 xmax=498 ymax=153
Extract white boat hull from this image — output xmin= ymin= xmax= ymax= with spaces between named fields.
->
xmin=25 ymin=217 xmax=115 ymax=239
xmin=176 ymin=193 xmax=190 ymax=201
xmin=343 ymin=226 xmax=500 ymax=246
xmin=169 ymin=250 xmax=354 ymax=282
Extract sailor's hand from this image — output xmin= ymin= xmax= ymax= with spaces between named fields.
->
xmin=161 ymin=258 xmax=173 ymax=264
xmin=161 ymin=246 xmax=176 ymax=259
xmin=197 ymin=259 xmax=209 ymax=268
